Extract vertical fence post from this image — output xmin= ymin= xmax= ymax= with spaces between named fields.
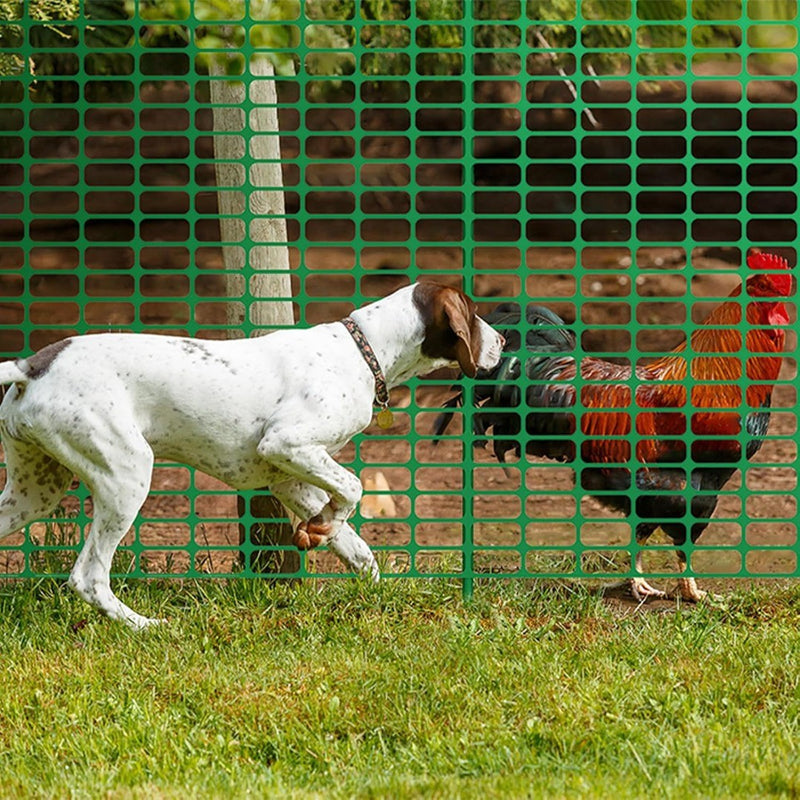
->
xmin=462 ymin=1 xmax=476 ymax=602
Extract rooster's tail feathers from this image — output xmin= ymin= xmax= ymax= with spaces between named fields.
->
xmin=431 ymin=393 xmax=462 ymax=438
xmin=522 ymin=305 xmax=575 ymax=353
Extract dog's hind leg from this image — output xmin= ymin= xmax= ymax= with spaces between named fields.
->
xmin=0 ymin=437 xmax=73 ymax=541
xmin=66 ymin=439 xmax=159 ymax=630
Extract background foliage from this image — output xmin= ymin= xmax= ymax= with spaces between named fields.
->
xmin=3 ymin=0 xmax=794 ymax=103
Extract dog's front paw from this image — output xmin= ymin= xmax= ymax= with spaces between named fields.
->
xmin=292 ymin=514 xmax=332 ymax=550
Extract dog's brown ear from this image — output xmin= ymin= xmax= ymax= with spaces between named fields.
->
xmin=440 ymin=291 xmax=478 ymax=378
xmin=415 ymin=283 xmax=482 ymax=376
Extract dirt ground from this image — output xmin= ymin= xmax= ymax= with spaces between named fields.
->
xmin=1 ymin=75 xmax=797 ymax=604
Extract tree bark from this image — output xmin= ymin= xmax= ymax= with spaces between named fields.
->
xmin=210 ymin=54 xmax=299 ymax=575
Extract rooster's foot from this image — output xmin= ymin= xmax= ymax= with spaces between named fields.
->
xmin=629 ymin=577 xmax=668 ymax=602
xmin=673 ymin=578 xmax=724 ymax=604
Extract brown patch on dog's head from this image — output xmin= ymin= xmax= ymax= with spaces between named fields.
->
xmin=413 ymin=283 xmax=483 ymax=377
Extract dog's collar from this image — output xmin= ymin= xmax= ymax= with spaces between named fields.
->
xmin=340 ymin=317 xmax=390 ymax=409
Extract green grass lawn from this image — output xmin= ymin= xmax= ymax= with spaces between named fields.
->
xmin=0 ymin=577 xmax=798 ymax=799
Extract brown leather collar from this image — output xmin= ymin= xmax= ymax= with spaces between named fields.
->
xmin=340 ymin=317 xmax=390 ymax=409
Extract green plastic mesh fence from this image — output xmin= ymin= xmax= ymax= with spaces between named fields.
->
xmin=0 ymin=1 xmax=797 ymax=597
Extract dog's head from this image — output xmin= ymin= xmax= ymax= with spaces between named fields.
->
xmin=413 ymin=283 xmax=504 ymax=377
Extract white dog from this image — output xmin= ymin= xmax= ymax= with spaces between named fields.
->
xmin=0 ymin=282 xmax=503 ymax=629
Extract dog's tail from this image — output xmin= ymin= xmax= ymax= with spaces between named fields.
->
xmin=0 ymin=360 xmax=27 ymax=386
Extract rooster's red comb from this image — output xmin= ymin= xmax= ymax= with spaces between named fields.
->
xmin=747 ymin=251 xmax=791 ymax=271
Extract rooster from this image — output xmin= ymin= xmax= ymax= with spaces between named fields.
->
xmin=436 ymin=252 xmax=793 ymax=601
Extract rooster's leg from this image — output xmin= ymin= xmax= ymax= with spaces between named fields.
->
xmin=676 ymin=577 xmax=705 ymax=602
xmin=675 ymin=577 xmax=724 ymax=603
xmin=671 ymin=546 xmax=724 ymax=602
xmin=629 ymin=551 xmax=667 ymax=601
xmin=629 ymin=577 xmax=667 ymax=601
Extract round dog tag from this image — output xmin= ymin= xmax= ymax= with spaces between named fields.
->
xmin=376 ymin=408 xmax=394 ymax=429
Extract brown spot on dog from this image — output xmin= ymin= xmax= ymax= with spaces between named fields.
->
xmin=25 ymin=339 xmax=72 ymax=380
xmin=413 ymin=283 xmax=483 ymax=377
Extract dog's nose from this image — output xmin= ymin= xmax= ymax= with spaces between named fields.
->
xmin=499 ymin=334 xmax=506 ymax=347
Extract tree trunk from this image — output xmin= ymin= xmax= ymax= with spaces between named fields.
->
xmin=210 ymin=54 xmax=299 ymax=575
